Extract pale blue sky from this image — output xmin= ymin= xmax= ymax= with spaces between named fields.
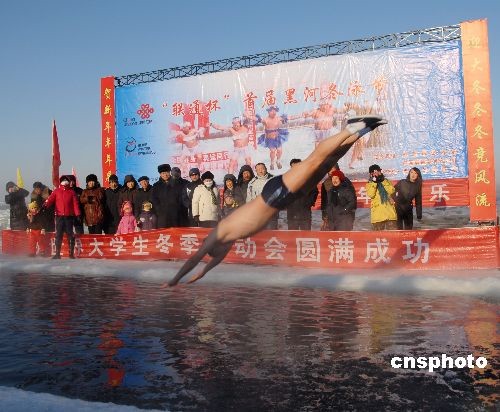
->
xmin=1 ymin=0 xmax=499 ymax=188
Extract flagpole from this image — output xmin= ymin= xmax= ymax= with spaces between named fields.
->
xmin=52 ymin=120 xmax=61 ymax=188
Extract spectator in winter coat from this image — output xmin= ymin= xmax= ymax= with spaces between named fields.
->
xmin=191 ymin=171 xmax=220 ymax=228
xmin=171 ymin=167 xmax=189 ymax=227
xmin=152 ymin=164 xmax=183 ymax=228
xmin=118 ymin=175 xmax=138 ymax=215
xmin=221 ymin=174 xmax=241 ymax=217
xmin=321 ymin=163 xmax=355 ymax=230
xmin=234 ymin=164 xmax=254 ymax=204
xmin=26 ymin=201 xmax=47 ymax=257
xmin=286 ymin=159 xmax=318 ymax=230
xmin=326 ymin=170 xmax=357 ymax=231
xmin=137 ymin=201 xmax=157 ymax=231
xmin=68 ymin=175 xmax=84 ymax=235
xmin=393 ymin=167 xmax=423 ymax=229
xmin=31 ymin=181 xmax=55 ymax=232
xmin=115 ymin=201 xmax=137 ymax=235
xmin=103 ymin=174 xmax=122 ymax=235
xmin=366 ymin=164 xmax=397 ymax=230
xmin=43 ymin=175 xmax=81 ymax=259
xmin=134 ymin=176 xmax=153 ymax=219
xmin=5 ymin=181 xmax=29 ymax=230
xmin=247 ymin=163 xmax=277 ymax=229
xmin=182 ymin=168 xmax=203 ymax=227
xmin=80 ymin=174 xmax=106 ymax=234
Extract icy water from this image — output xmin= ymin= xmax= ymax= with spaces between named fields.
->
xmin=0 ymin=273 xmax=497 ymax=411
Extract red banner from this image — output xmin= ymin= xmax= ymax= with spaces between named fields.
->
xmin=461 ymin=19 xmax=497 ymax=221
xmin=101 ymin=77 xmax=116 ymax=186
xmin=3 ymin=226 xmax=498 ymax=270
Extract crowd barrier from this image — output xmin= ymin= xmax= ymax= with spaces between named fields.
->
xmin=2 ymin=226 xmax=499 ymax=270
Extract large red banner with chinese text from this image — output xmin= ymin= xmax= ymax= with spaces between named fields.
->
xmin=461 ymin=19 xmax=497 ymax=221
xmin=3 ymin=226 xmax=498 ymax=270
xmin=101 ymin=77 xmax=117 ymax=186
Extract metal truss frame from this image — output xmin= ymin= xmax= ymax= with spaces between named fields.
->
xmin=115 ymin=24 xmax=460 ymax=87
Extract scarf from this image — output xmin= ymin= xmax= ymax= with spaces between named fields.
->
xmin=377 ymin=181 xmax=390 ymax=204
xmin=205 ymin=185 xmax=218 ymax=205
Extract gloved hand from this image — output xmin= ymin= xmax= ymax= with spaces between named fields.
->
xmin=375 ymin=174 xmax=385 ymax=183
xmin=193 ymin=215 xmax=200 ymax=223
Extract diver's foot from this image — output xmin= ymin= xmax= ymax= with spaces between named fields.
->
xmin=346 ymin=115 xmax=387 ymax=136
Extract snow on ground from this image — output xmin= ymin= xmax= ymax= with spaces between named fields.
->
xmin=0 ymin=386 xmax=165 ymax=412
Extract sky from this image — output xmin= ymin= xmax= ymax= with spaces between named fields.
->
xmin=1 ymin=0 xmax=499 ymax=189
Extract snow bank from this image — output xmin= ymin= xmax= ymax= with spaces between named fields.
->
xmin=0 ymin=255 xmax=498 ymax=299
xmin=0 ymin=386 xmax=165 ymax=412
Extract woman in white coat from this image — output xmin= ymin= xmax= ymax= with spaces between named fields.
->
xmin=191 ymin=171 xmax=220 ymax=228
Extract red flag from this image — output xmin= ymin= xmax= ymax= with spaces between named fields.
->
xmin=52 ymin=120 xmax=61 ymax=188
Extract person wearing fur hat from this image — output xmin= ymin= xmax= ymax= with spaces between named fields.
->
xmin=151 ymin=163 xmax=183 ymax=228
xmin=118 ymin=174 xmax=138 ymax=216
xmin=134 ymin=176 xmax=153 ymax=220
xmin=393 ymin=167 xmax=423 ymax=229
xmin=80 ymin=174 xmax=106 ymax=234
xmin=26 ymin=201 xmax=48 ymax=257
xmin=31 ymin=181 xmax=55 ymax=232
xmin=43 ymin=175 xmax=81 ymax=259
xmin=115 ymin=201 xmax=138 ymax=235
xmin=286 ymin=159 xmax=318 ymax=230
xmin=366 ymin=164 xmax=397 ymax=230
xmin=191 ymin=171 xmax=220 ymax=228
xmin=221 ymin=174 xmax=242 ymax=218
xmin=67 ymin=175 xmax=84 ymax=235
xmin=137 ymin=201 xmax=157 ymax=231
xmin=5 ymin=181 xmax=29 ymax=230
xmin=326 ymin=170 xmax=357 ymax=231
xmin=182 ymin=167 xmax=203 ymax=226
xmin=234 ymin=164 xmax=255 ymax=205
xmin=103 ymin=174 xmax=122 ymax=235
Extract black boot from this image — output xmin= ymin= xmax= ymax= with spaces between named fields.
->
xmin=52 ymin=248 xmax=61 ymax=260
xmin=69 ymin=238 xmax=76 ymax=259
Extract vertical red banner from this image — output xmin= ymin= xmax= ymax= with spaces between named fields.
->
xmin=461 ymin=19 xmax=497 ymax=221
xmin=101 ymin=77 xmax=117 ymax=186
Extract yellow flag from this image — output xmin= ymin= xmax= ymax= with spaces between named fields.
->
xmin=16 ymin=168 xmax=24 ymax=188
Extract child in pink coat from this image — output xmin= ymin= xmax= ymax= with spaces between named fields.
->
xmin=115 ymin=201 xmax=137 ymax=235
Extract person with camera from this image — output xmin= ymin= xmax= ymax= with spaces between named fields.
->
xmin=5 ymin=181 xmax=29 ymax=230
xmin=80 ymin=174 xmax=106 ymax=234
xmin=366 ymin=164 xmax=397 ymax=230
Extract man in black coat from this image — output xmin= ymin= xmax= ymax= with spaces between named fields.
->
xmin=5 ymin=181 xmax=29 ymax=230
xmin=134 ymin=176 xmax=153 ymax=219
xmin=171 ymin=167 xmax=190 ymax=227
xmin=286 ymin=159 xmax=319 ymax=230
xmin=151 ymin=164 xmax=183 ymax=228
xmin=31 ymin=181 xmax=55 ymax=232
xmin=103 ymin=174 xmax=122 ymax=235
xmin=182 ymin=167 xmax=203 ymax=227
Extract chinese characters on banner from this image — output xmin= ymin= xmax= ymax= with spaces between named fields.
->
xmin=461 ymin=19 xmax=497 ymax=221
xmin=101 ymin=77 xmax=117 ymax=186
xmin=2 ymin=227 xmax=498 ymax=270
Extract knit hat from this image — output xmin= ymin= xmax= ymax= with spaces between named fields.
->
xmin=138 ymin=176 xmax=149 ymax=183
xmin=86 ymin=174 xmax=98 ymax=183
xmin=5 ymin=181 xmax=16 ymax=191
xmin=33 ymin=181 xmax=44 ymax=189
xmin=157 ymin=164 xmax=171 ymax=173
xmin=171 ymin=167 xmax=181 ymax=178
xmin=60 ymin=175 xmax=70 ymax=184
xmin=108 ymin=174 xmax=119 ymax=183
xmin=123 ymin=175 xmax=135 ymax=184
xmin=368 ymin=164 xmax=381 ymax=174
xmin=331 ymin=170 xmax=345 ymax=181
xmin=189 ymin=167 xmax=200 ymax=176
xmin=201 ymin=171 xmax=214 ymax=181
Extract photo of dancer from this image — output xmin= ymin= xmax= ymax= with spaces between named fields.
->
xmin=246 ymin=106 xmax=302 ymax=171
xmin=210 ymin=117 xmax=252 ymax=174
xmin=172 ymin=121 xmax=206 ymax=174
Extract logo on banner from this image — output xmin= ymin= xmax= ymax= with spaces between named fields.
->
xmin=125 ymin=137 xmax=137 ymax=153
xmin=137 ymin=103 xmax=154 ymax=119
